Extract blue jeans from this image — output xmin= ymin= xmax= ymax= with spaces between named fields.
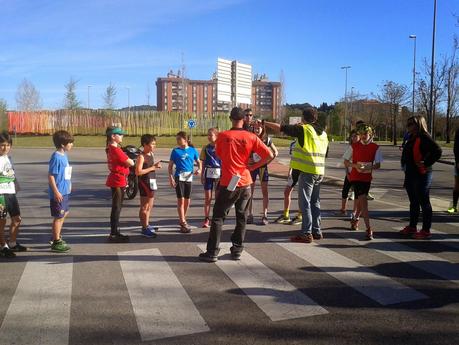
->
xmin=298 ymin=173 xmax=323 ymax=235
xmin=404 ymin=172 xmax=433 ymax=230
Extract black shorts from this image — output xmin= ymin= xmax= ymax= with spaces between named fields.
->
xmin=0 ymin=194 xmax=21 ymax=219
xmin=287 ymin=169 xmax=300 ymax=188
xmin=352 ymin=181 xmax=371 ymax=198
xmin=175 ymin=177 xmax=192 ymax=199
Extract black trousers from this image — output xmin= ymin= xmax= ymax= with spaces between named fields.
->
xmin=110 ymin=187 xmax=125 ymax=235
xmin=341 ymin=174 xmax=352 ymax=199
xmin=206 ymin=185 xmax=251 ymax=256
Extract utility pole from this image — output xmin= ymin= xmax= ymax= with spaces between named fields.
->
xmin=429 ymin=0 xmax=437 ymax=137
xmin=341 ymin=66 xmax=351 ymax=141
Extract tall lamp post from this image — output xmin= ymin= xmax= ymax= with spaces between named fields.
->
xmin=125 ymin=87 xmax=130 ymax=113
xmin=409 ymin=35 xmax=416 ymax=115
xmin=429 ymin=0 xmax=437 ymax=138
xmin=341 ymin=66 xmax=351 ymax=141
xmin=87 ymin=85 xmax=92 ymax=110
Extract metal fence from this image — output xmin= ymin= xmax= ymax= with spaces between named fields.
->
xmin=6 ymin=110 xmax=232 ymax=136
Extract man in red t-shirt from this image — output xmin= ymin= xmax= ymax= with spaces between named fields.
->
xmin=199 ymin=107 xmax=274 ymax=262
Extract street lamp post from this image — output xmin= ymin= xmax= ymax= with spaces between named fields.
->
xmin=125 ymin=87 xmax=130 ymax=113
xmin=87 ymin=85 xmax=92 ymax=110
xmin=429 ymin=0 xmax=437 ymax=138
xmin=409 ymin=35 xmax=417 ymax=115
xmin=341 ymin=66 xmax=351 ymax=141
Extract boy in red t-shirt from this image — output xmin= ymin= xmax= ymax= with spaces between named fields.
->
xmin=105 ymin=126 xmax=134 ymax=242
xmin=343 ymin=125 xmax=382 ymax=240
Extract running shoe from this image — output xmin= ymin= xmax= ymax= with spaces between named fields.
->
xmin=399 ymin=226 xmax=417 ymax=235
xmin=141 ymin=227 xmax=157 ymax=238
xmin=312 ymin=233 xmax=323 ymax=240
xmin=230 ymin=246 xmax=241 ymax=260
xmin=108 ymin=233 xmax=130 ymax=243
xmin=447 ymin=206 xmax=457 ymax=214
xmin=350 ymin=218 xmax=359 ymax=231
xmin=274 ymin=215 xmax=291 ymax=224
xmin=51 ymin=239 xmax=71 ymax=252
xmin=365 ymin=228 xmax=374 ymax=240
xmin=180 ymin=222 xmax=192 ymax=233
xmin=0 ymin=246 xmax=16 ymax=258
xmin=412 ymin=230 xmax=432 ymax=240
xmin=290 ymin=234 xmax=313 ymax=243
xmin=289 ymin=215 xmax=302 ymax=226
xmin=367 ymin=193 xmax=375 ymax=201
xmin=202 ymin=218 xmax=210 ymax=228
xmin=198 ymin=252 xmax=218 ymax=262
xmin=261 ymin=216 xmax=269 ymax=225
xmin=246 ymin=214 xmax=254 ymax=225
xmin=10 ymin=243 xmax=28 ymax=252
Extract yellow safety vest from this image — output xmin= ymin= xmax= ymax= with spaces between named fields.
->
xmin=290 ymin=124 xmax=329 ymax=175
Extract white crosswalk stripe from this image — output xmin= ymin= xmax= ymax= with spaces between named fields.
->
xmin=278 ymin=242 xmax=427 ymax=305
xmin=198 ymin=243 xmax=328 ymax=321
xmin=0 ymin=257 xmax=73 ymax=345
xmin=118 ymin=248 xmax=209 ymax=341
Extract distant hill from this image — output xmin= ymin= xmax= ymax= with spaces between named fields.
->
xmin=118 ymin=105 xmax=157 ymax=111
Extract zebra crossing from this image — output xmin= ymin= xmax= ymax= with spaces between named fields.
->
xmin=0 ymin=234 xmax=458 ymax=344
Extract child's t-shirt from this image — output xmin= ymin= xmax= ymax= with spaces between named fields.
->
xmin=48 ymin=151 xmax=72 ymax=199
xmin=170 ymin=146 xmax=199 ymax=177
xmin=0 ymin=155 xmax=16 ymax=194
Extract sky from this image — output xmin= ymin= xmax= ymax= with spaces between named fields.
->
xmin=0 ymin=0 xmax=458 ymax=110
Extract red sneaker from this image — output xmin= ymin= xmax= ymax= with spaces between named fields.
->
xmin=412 ymin=230 xmax=432 ymax=240
xmin=290 ymin=234 xmax=313 ymax=243
xmin=350 ymin=219 xmax=359 ymax=231
xmin=399 ymin=226 xmax=417 ymax=235
xmin=202 ymin=218 xmax=210 ymax=228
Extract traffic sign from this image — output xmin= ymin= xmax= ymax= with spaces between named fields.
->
xmin=188 ymin=119 xmax=196 ymax=129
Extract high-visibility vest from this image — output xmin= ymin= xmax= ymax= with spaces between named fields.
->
xmin=290 ymin=124 xmax=328 ymax=175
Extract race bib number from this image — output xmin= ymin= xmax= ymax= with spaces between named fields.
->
xmin=206 ymin=168 xmax=221 ymax=179
xmin=253 ymin=153 xmax=261 ymax=163
xmin=179 ymin=171 xmax=193 ymax=182
xmin=357 ymin=161 xmax=372 ymax=174
xmin=149 ymin=178 xmax=158 ymax=190
xmin=65 ymin=166 xmax=72 ymax=180
xmin=0 ymin=182 xmax=15 ymax=194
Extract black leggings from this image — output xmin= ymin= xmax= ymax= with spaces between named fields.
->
xmin=341 ymin=175 xmax=352 ymax=199
xmin=110 ymin=187 xmax=125 ymax=235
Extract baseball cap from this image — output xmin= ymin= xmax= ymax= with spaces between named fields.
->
xmin=108 ymin=127 xmax=126 ymax=135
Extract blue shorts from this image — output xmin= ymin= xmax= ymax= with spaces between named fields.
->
xmin=204 ymin=177 xmax=219 ymax=191
xmin=50 ymin=194 xmax=70 ymax=218
xmin=251 ymin=166 xmax=269 ymax=182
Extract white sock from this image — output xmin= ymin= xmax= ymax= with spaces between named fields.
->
xmin=2 ymin=243 xmax=9 ymax=249
xmin=9 ymin=241 xmax=16 ymax=248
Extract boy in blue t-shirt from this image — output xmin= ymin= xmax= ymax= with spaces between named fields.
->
xmin=48 ymin=130 xmax=74 ymax=252
xmin=168 ymin=131 xmax=201 ymax=233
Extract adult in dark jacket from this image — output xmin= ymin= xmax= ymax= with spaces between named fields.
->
xmin=399 ymin=115 xmax=442 ymax=239
xmin=447 ymin=128 xmax=459 ymax=213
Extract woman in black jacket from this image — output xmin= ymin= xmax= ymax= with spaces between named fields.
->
xmin=447 ymin=128 xmax=459 ymax=213
xmin=399 ymin=115 xmax=442 ymax=239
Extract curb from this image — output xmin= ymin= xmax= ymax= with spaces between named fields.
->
xmin=269 ymin=173 xmax=343 ymax=187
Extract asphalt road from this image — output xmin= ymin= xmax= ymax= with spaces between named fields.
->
xmin=0 ymin=146 xmax=458 ymax=345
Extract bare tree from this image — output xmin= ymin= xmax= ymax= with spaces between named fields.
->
xmin=15 ymin=79 xmax=42 ymax=111
xmin=103 ymin=82 xmax=117 ymax=110
xmin=444 ymin=36 xmax=459 ymax=143
xmin=377 ymin=81 xmax=409 ymax=145
xmin=416 ymin=58 xmax=447 ymax=133
xmin=63 ymin=77 xmax=82 ymax=110
xmin=0 ymin=98 xmax=7 ymax=130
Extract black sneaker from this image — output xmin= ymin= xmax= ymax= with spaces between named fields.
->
xmin=198 ymin=252 xmax=218 ymax=263
xmin=108 ymin=233 xmax=130 ymax=243
xmin=10 ymin=243 xmax=28 ymax=252
xmin=230 ymin=246 xmax=242 ymax=260
xmin=1 ymin=247 xmax=16 ymax=258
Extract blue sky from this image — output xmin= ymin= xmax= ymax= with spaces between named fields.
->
xmin=0 ymin=0 xmax=457 ymax=110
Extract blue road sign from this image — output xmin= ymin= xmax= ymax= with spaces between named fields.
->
xmin=188 ymin=119 xmax=197 ymax=129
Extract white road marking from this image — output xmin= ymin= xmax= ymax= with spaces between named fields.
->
xmin=0 ymin=257 xmax=73 ymax=345
xmin=198 ymin=243 xmax=328 ymax=321
xmin=278 ymin=242 xmax=427 ymax=305
xmin=118 ymin=248 xmax=209 ymax=341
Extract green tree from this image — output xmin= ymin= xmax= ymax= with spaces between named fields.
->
xmin=63 ymin=77 xmax=82 ymax=109
xmin=0 ymin=99 xmax=7 ymax=131
xmin=103 ymin=82 xmax=117 ymax=110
